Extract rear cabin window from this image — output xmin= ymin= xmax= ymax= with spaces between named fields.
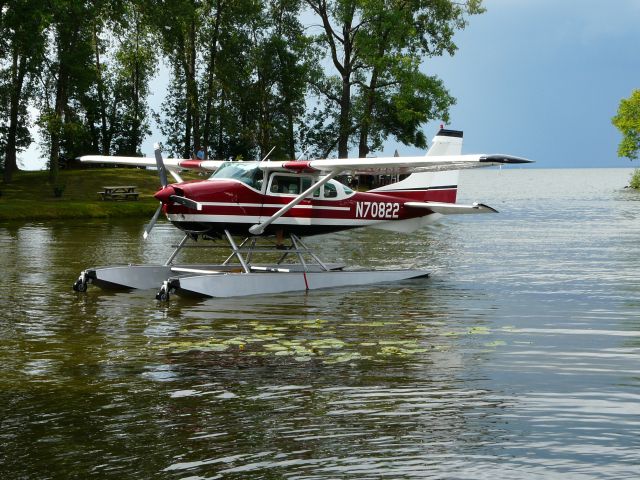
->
xmin=268 ymin=175 xmax=349 ymax=199
xmin=270 ymin=175 xmax=319 ymax=197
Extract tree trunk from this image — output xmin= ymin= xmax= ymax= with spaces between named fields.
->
xmin=131 ymin=13 xmax=142 ymax=155
xmin=337 ymin=72 xmax=351 ymax=158
xmin=3 ymin=47 xmax=26 ymax=183
xmin=203 ymin=0 xmax=222 ymax=160
xmin=186 ymin=16 xmax=200 ymax=156
xmin=358 ymin=29 xmax=388 ymax=158
xmin=93 ymin=24 xmax=110 ymax=154
xmin=49 ymin=57 xmax=68 ymax=184
xmin=337 ymin=12 xmax=355 ymax=158
xmin=358 ymin=68 xmax=379 ymax=158
xmin=182 ymin=57 xmax=192 ymax=158
xmin=286 ymin=107 xmax=295 ymax=159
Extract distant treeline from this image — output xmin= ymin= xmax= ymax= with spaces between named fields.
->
xmin=0 ymin=0 xmax=484 ymax=183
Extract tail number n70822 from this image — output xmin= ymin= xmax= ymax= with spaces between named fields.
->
xmin=355 ymin=201 xmax=400 ymax=219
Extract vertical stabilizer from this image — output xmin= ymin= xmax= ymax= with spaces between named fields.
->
xmin=371 ymin=128 xmax=463 ymax=203
xmin=425 ymin=128 xmax=463 ymax=156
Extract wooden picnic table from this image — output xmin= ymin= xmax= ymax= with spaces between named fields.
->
xmin=98 ymin=185 xmax=139 ymax=201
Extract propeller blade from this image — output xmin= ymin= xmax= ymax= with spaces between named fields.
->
xmin=153 ymin=143 xmax=168 ymax=188
xmin=169 ymin=195 xmax=202 ymax=211
xmin=143 ymin=202 xmax=163 ymax=240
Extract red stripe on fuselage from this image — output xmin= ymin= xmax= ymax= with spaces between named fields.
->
xmin=164 ymin=179 xmax=444 ymax=223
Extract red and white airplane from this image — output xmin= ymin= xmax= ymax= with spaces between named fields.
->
xmin=75 ymin=128 xmax=532 ymax=299
xmin=81 ymin=128 xmax=530 ymax=239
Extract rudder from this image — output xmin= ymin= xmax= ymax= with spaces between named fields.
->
xmin=371 ymin=128 xmax=463 ymax=203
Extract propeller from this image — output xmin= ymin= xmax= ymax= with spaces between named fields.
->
xmin=154 ymin=143 xmax=168 ymax=187
xmin=143 ymin=144 xmax=165 ymax=239
xmin=144 ymin=143 xmax=202 ymax=240
xmin=143 ymin=202 xmax=163 ymax=240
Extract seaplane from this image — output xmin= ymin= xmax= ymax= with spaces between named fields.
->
xmin=72 ymin=128 xmax=532 ymax=300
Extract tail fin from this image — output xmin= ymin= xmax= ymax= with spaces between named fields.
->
xmin=425 ymin=128 xmax=463 ymax=156
xmin=371 ymin=128 xmax=463 ymax=203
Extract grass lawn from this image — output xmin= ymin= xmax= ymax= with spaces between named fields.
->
xmin=0 ymin=168 xmax=199 ymax=221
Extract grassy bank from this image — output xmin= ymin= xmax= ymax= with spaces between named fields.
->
xmin=0 ymin=168 xmax=175 ymax=221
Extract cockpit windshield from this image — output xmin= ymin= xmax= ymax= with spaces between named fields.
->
xmin=210 ymin=162 xmax=263 ymax=190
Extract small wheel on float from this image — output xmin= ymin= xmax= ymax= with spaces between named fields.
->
xmin=73 ymin=279 xmax=88 ymax=292
xmin=156 ymin=285 xmax=170 ymax=302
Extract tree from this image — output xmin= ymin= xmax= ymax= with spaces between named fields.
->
xmin=612 ymin=89 xmax=640 ymax=161
xmin=110 ymin=2 xmax=157 ymax=155
xmin=39 ymin=0 xmax=97 ymax=183
xmin=36 ymin=0 xmax=156 ymax=184
xmin=147 ymin=0 xmax=204 ymax=159
xmin=0 ymin=0 xmax=48 ymax=183
xmin=245 ymin=0 xmax=311 ymax=159
xmin=304 ymin=0 xmax=484 ymax=158
xmin=153 ymin=0 xmax=310 ymax=160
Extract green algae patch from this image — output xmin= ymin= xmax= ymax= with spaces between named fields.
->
xmin=157 ymin=315 xmax=449 ymax=364
xmin=483 ymin=340 xmax=506 ymax=348
xmin=468 ymin=326 xmax=490 ymax=335
xmin=162 ymin=339 xmax=230 ymax=353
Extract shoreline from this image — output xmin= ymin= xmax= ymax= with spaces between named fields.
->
xmin=1 ymin=167 xmax=637 ymax=222
xmin=0 ymin=168 xmax=164 ymax=222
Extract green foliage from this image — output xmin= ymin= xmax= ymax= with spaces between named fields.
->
xmin=305 ymin=0 xmax=483 ymax=157
xmin=3 ymin=0 xmax=485 ymax=181
xmin=152 ymin=0 xmax=310 ymax=161
xmin=629 ymin=169 xmax=640 ymax=190
xmin=110 ymin=3 xmax=156 ymax=155
xmin=612 ymin=89 xmax=640 ymax=161
xmin=0 ymin=0 xmax=49 ymax=182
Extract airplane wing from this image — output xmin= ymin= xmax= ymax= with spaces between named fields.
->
xmin=260 ymin=154 xmax=532 ymax=175
xmin=78 ymin=155 xmax=225 ymax=183
xmin=78 ymin=155 xmax=225 ymax=172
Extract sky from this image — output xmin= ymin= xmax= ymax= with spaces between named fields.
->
xmin=19 ymin=0 xmax=640 ymax=170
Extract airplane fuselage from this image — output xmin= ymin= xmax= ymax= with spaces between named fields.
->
xmin=156 ymin=162 xmax=454 ymax=237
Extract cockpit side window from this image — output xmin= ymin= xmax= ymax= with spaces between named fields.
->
xmin=323 ymin=183 xmax=337 ymax=198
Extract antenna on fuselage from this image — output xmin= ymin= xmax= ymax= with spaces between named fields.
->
xmin=260 ymin=146 xmax=276 ymax=162
xmin=297 ymin=146 xmax=310 ymax=160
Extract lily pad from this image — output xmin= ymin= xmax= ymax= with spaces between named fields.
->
xmin=323 ymin=352 xmax=363 ymax=364
xmin=308 ymin=338 xmax=346 ymax=350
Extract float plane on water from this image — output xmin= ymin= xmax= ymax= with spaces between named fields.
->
xmin=72 ymin=128 xmax=532 ymax=300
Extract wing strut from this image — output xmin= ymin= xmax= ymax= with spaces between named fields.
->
xmin=248 ymin=170 xmax=342 ymax=236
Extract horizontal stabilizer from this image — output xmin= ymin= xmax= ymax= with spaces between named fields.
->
xmin=405 ymin=201 xmax=498 ymax=214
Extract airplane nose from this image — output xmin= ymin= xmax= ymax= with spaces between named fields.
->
xmin=154 ymin=185 xmax=175 ymax=203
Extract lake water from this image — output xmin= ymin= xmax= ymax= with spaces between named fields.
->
xmin=1 ymin=168 xmax=639 ymax=479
